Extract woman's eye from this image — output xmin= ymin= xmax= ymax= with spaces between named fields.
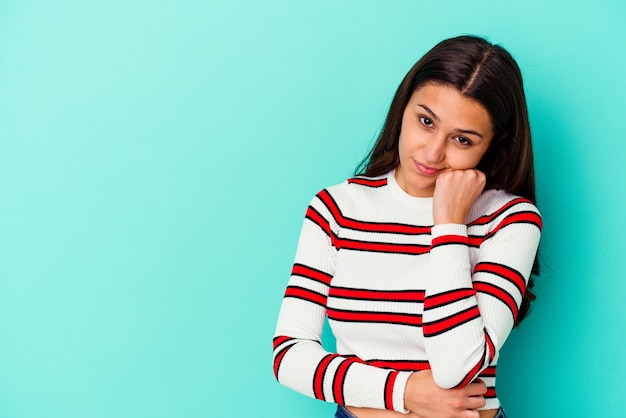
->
xmin=419 ymin=116 xmax=433 ymax=127
xmin=455 ymin=136 xmax=472 ymax=146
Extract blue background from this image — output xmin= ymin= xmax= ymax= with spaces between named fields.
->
xmin=1 ymin=1 xmax=625 ymax=417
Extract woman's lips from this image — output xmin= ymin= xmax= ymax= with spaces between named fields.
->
xmin=414 ymin=161 xmax=442 ymax=176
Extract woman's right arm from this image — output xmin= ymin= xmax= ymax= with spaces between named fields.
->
xmin=274 ymin=192 xmax=413 ymax=413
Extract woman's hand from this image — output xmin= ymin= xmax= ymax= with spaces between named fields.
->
xmin=404 ymin=370 xmax=487 ymax=418
xmin=432 ymin=169 xmax=486 ymax=225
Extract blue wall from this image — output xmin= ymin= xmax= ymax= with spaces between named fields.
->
xmin=1 ymin=1 xmax=625 ymax=417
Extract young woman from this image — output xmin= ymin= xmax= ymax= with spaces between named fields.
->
xmin=273 ymin=35 xmax=541 ymax=418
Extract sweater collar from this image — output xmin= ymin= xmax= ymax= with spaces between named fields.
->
xmin=387 ymin=169 xmax=433 ymax=210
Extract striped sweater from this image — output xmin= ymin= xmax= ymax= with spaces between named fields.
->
xmin=273 ymin=170 xmax=542 ymax=412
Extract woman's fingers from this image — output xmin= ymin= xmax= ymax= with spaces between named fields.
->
xmin=433 ymin=169 xmax=486 ymax=224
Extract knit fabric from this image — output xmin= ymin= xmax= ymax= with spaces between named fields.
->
xmin=273 ymin=170 xmax=541 ymax=413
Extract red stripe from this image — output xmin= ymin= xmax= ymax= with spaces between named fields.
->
xmin=291 ymin=264 xmax=333 ymax=286
xmin=468 ymin=198 xmax=531 ymax=226
xmin=366 ymin=359 xmax=430 ymax=371
xmin=455 ymin=347 xmax=498 ymax=388
xmin=485 ymin=387 xmax=497 ymax=398
xmin=284 ymin=286 xmax=327 ymax=306
xmin=506 ymin=210 xmax=542 ymax=227
xmin=424 ymin=289 xmax=475 ymax=310
xmin=332 ymin=358 xmax=358 ymax=404
xmin=457 ymin=355 xmax=484 ymax=387
xmin=423 ymin=306 xmax=480 ymax=336
xmin=485 ymin=331 xmax=496 ymax=362
xmin=480 ymin=366 xmax=497 ymax=378
xmin=474 ymin=282 xmax=518 ymax=319
xmin=384 ymin=371 xmax=399 ymax=410
xmin=272 ymin=335 xmax=292 ymax=350
xmin=431 ymin=234 xmax=469 ymax=248
xmin=317 ymin=190 xmax=431 ymax=235
xmin=273 ymin=343 xmax=295 ymax=379
xmin=308 ymin=205 xmax=430 ymax=254
xmin=333 ymin=237 xmax=430 ymax=255
xmin=474 ymin=262 xmax=526 ymax=295
xmin=468 ymin=235 xmax=483 ymax=247
xmin=305 ymin=206 xmax=332 ymax=236
xmin=485 ymin=211 xmax=542 ymax=239
xmin=328 ymin=308 xmax=422 ymax=327
xmin=347 ymin=177 xmax=388 ymax=187
xmin=329 ymin=287 xmax=424 ymax=302
xmin=313 ymin=354 xmax=339 ymax=400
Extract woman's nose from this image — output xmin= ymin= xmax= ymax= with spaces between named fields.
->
xmin=424 ymin=136 xmax=445 ymax=163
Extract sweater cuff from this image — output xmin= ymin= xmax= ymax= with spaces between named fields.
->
xmin=390 ymin=371 xmax=412 ymax=413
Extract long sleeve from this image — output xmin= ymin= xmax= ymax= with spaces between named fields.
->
xmin=273 ymin=190 xmax=412 ymax=412
xmin=274 ymin=175 xmax=539 ymax=412
xmin=422 ymin=195 xmax=542 ymax=388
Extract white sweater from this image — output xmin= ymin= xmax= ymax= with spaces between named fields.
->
xmin=273 ymin=170 xmax=541 ymax=412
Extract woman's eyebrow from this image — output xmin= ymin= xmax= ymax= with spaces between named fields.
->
xmin=456 ymin=128 xmax=484 ymax=139
xmin=417 ymin=104 xmax=484 ymax=139
xmin=418 ymin=104 xmax=439 ymax=122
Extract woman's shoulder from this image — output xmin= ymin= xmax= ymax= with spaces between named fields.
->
xmin=469 ymin=189 xmax=541 ymax=223
xmin=308 ymin=172 xmax=392 ymax=216
xmin=319 ymin=172 xmax=391 ymax=197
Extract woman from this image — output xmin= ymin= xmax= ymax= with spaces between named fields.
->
xmin=273 ymin=35 xmax=541 ymax=418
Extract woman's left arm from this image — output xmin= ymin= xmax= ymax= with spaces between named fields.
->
xmin=423 ymin=170 xmax=542 ymax=389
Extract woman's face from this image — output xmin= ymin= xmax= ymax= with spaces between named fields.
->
xmin=395 ymin=82 xmax=494 ymax=197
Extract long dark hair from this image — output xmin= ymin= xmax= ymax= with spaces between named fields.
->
xmin=357 ymin=35 xmax=538 ymax=326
